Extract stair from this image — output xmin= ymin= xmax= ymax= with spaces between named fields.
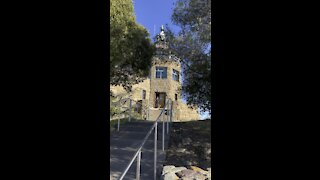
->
xmin=110 ymin=121 xmax=169 ymax=180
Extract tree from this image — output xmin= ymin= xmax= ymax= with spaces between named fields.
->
xmin=167 ymin=0 xmax=211 ymax=113
xmin=110 ymin=0 xmax=155 ymax=92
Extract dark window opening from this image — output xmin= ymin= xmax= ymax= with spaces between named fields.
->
xmin=136 ymin=100 xmax=142 ymax=114
xmin=175 ymin=94 xmax=178 ymax=101
xmin=155 ymin=92 xmax=166 ymax=108
xmin=142 ymin=90 xmax=146 ymax=99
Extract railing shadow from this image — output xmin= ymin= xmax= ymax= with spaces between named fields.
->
xmin=110 ymin=99 xmax=173 ymax=180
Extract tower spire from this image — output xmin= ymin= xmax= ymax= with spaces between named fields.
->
xmin=155 ymin=25 xmax=168 ymax=50
xmin=159 ymin=25 xmax=165 ymax=41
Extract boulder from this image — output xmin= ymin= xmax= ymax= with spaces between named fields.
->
xmin=176 ymin=169 xmax=197 ymax=178
xmin=182 ymin=137 xmax=192 ymax=145
xmin=171 ymin=167 xmax=187 ymax=174
xmin=176 ymin=148 xmax=186 ymax=153
xmin=162 ymin=165 xmax=175 ymax=175
xmin=206 ymin=168 xmax=212 ymax=178
xmin=176 ymin=169 xmax=207 ymax=180
xmin=163 ymin=172 xmax=179 ymax=180
xmin=192 ymin=172 xmax=207 ymax=180
xmin=190 ymin=166 xmax=207 ymax=175
xmin=162 ymin=165 xmax=187 ymax=175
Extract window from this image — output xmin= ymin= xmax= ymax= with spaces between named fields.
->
xmin=155 ymin=92 xmax=166 ymax=108
xmin=136 ymin=100 xmax=142 ymax=114
xmin=142 ymin=90 xmax=146 ymax=99
xmin=175 ymin=94 xmax=178 ymax=101
xmin=173 ymin=69 xmax=179 ymax=82
xmin=155 ymin=66 xmax=167 ymax=79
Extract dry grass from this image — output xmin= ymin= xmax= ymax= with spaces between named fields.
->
xmin=164 ymin=119 xmax=211 ymax=169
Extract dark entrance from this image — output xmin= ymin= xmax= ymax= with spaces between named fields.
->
xmin=136 ymin=100 xmax=142 ymax=114
xmin=155 ymin=92 xmax=166 ymax=108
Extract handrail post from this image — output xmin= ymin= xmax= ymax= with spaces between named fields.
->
xmin=136 ymin=150 xmax=141 ymax=180
xmin=117 ymin=115 xmax=120 ymax=132
xmin=167 ymin=101 xmax=170 ymax=134
xmin=129 ymin=98 xmax=132 ymax=122
xmin=162 ymin=110 xmax=165 ymax=151
xmin=154 ymin=121 xmax=157 ymax=180
xmin=170 ymin=101 xmax=173 ymax=123
xmin=118 ymin=100 xmax=169 ymax=180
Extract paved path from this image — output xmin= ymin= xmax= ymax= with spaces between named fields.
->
xmin=110 ymin=121 xmax=169 ymax=180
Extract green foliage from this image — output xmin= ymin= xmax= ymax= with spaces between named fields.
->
xmin=110 ymin=93 xmax=120 ymax=117
xmin=110 ymin=91 xmax=146 ymax=120
xmin=168 ymin=0 xmax=211 ymax=113
xmin=110 ymin=0 xmax=155 ymax=92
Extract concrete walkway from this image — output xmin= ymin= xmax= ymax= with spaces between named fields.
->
xmin=110 ymin=121 xmax=169 ymax=180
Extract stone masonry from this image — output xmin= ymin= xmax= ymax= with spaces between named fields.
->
xmin=110 ymin=26 xmax=200 ymax=121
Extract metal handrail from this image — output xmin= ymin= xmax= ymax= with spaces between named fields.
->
xmin=118 ymin=99 xmax=172 ymax=180
xmin=111 ymin=98 xmax=132 ymax=132
xmin=111 ymin=97 xmax=148 ymax=131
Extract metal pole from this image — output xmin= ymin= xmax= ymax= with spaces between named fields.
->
xmin=154 ymin=122 xmax=157 ymax=180
xmin=117 ymin=115 xmax=120 ymax=132
xmin=167 ymin=101 xmax=169 ymax=134
xmin=162 ymin=111 xmax=165 ymax=151
xmin=147 ymin=70 xmax=152 ymax=121
xmin=129 ymin=98 xmax=132 ymax=122
xmin=136 ymin=150 xmax=141 ymax=180
xmin=170 ymin=101 xmax=173 ymax=123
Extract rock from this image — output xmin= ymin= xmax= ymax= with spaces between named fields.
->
xmin=190 ymin=166 xmax=207 ymax=175
xmin=176 ymin=169 xmax=196 ymax=178
xmin=207 ymin=168 xmax=211 ymax=173
xmin=193 ymin=172 xmax=207 ymax=180
xmin=171 ymin=167 xmax=187 ymax=174
xmin=177 ymin=169 xmax=207 ymax=180
xmin=204 ymin=146 xmax=211 ymax=160
xmin=176 ymin=148 xmax=186 ymax=153
xmin=162 ymin=165 xmax=176 ymax=175
xmin=163 ymin=172 xmax=179 ymax=180
xmin=180 ymin=178 xmax=194 ymax=180
xmin=184 ymin=150 xmax=192 ymax=155
xmin=205 ymin=147 xmax=211 ymax=155
xmin=162 ymin=166 xmax=187 ymax=175
xmin=193 ymin=142 xmax=201 ymax=147
xmin=206 ymin=168 xmax=212 ymax=178
xmin=182 ymin=137 xmax=192 ymax=145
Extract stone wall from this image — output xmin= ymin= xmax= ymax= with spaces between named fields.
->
xmin=172 ymin=101 xmax=200 ymax=122
xmin=149 ymin=56 xmax=182 ymax=106
xmin=176 ymin=103 xmax=200 ymax=121
xmin=110 ymin=55 xmax=200 ymax=121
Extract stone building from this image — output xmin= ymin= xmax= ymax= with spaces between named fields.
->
xmin=110 ymin=26 xmax=200 ymax=121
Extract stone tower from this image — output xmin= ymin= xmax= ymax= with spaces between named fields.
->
xmin=110 ymin=26 xmax=200 ymax=121
xmin=147 ymin=26 xmax=180 ymax=120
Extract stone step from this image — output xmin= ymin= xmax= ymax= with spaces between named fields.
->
xmin=111 ymin=122 xmax=157 ymax=131
xmin=112 ymin=129 xmax=167 ymax=139
xmin=110 ymin=121 xmax=170 ymax=180
xmin=110 ymin=136 xmax=168 ymax=153
xmin=110 ymin=148 xmax=166 ymax=180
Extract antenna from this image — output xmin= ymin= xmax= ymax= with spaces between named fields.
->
xmin=154 ymin=24 xmax=156 ymax=37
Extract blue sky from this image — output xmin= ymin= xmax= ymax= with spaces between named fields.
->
xmin=133 ymin=0 xmax=211 ymax=120
xmin=133 ymin=0 xmax=180 ymax=40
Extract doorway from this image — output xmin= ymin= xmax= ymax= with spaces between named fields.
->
xmin=155 ymin=92 xmax=166 ymax=108
xmin=136 ymin=100 xmax=142 ymax=114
